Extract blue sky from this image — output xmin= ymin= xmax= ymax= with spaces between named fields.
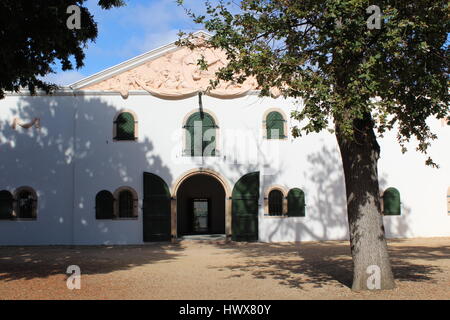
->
xmin=46 ymin=1 xmax=449 ymax=86
xmin=45 ymin=0 xmax=207 ymax=85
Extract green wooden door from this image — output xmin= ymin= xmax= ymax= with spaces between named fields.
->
xmin=232 ymin=172 xmax=260 ymax=241
xmin=143 ymin=172 xmax=171 ymax=242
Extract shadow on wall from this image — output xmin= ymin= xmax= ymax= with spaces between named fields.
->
xmin=0 ymin=95 xmax=173 ymax=244
xmin=378 ymin=180 xmax=413 ymax=239
xmin=294 ymin=143 xmax=411 ymax=242
xmin=258 ymin=144 xmax=351 ymax=242
xmin=303 ymin=145 xmax=349 ymax=240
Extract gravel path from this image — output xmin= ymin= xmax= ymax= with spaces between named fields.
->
xmin=0 ymin=237 xmax=449 ymax=299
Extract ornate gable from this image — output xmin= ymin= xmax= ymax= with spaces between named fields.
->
xmin=81 ymin=37 xmax=264 ymax=99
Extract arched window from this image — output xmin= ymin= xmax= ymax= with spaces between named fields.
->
xmin=114 ymin=187 xmax=138 ymax=219
xmin=287 ymin=188 xmax=306 ymax=217
xmin=95 ymin=190 xmax=114 ymax=219
xmin=184 ymin=112 xmax=217 ymax=157
xmin=383 ymin=187 xmax=401 ymax=216
xmin=114 ymin=111 xmax=137 ymax=141
xmin=118 ymin=190 xmax=134 ymax=218
xmin=266 ymin=111 xmax=286 ymax=139
xmin=15 ymin=187 xmax=37 ymax=219
xmin=268 ymin=189 xmax=283 ymax=216
xmin=0 ymin=190 xmax=13 ymax=220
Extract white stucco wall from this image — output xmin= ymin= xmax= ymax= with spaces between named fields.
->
xmin=378 ymin=121 xmax=450 ymax=238
xmin=0 ymin=92 xmax=448 ymax=245
xmin=0 ymin=95 xmax=75 ymax=244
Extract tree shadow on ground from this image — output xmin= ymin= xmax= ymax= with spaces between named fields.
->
xmin=0 ymin=243 xmax=184 ymax=281
xmin=209 ymin=239 xmax=447 ymax=290
xmin=388 ymin=240 xmax=450 ymax=284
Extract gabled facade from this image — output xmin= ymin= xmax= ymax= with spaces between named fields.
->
xmin=0 ymin=32 xmax=449 ymax=245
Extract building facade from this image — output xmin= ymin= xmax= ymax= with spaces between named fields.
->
xmin=0 ymin=33 xmax=449 ymax=245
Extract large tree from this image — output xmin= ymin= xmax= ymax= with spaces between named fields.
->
xmin=178 ymin=0 xmax=449 ymax=290
xmin=0 ymin=0 xmax=125 ymax=99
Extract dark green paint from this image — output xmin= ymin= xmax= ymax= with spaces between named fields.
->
xmin=287 ymin=188 xmax=306 ymax=217
xmin=143 ymin=172 xmax=171 ymax=242
xmin=383 ymin=187 xmax=401 ymax=216
xmin=266 ymin=111 xmax=285 ymax=139
xmin=232 ymin=172 xmax=259 ymax=241
xmin=115 ymin=112 xmax=135 ymax=141
xmin=184 ymin=112 xmax=216 ymax=156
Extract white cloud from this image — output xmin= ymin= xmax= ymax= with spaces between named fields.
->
xmin=118 ymin=28 xmax=181 ymax=57
xmin=115 ymin=0 xmax=208 ymax=57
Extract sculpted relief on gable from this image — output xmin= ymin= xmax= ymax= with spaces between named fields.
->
xmin=83 ymin=46 xmax=277 ymax=99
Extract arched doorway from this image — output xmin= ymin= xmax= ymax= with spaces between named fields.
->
xmin=176 ymin=174 xmax=226 ymax=236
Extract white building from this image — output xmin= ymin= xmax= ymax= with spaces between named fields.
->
xmin=0 ymin=32 xmax=449 ymax=245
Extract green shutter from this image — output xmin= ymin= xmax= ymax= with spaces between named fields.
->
xmin=0 ymin=190 xmax=13 ymax=219
xmin=383 ymin=187 xmax=401 ymax=215
xmin=287 ymin=188 xmax=306 ymax=217
xmin=184 ymin=112 xmax=216 ymax=156
xmin=95 ymin=190 xmax=114 ymax=219
xmin=115 ymin=112 xmax=135 ymax=140
xmin=268 ymin=190 xmax=283 ymax=216
xmin=232 ymin=172 xmax=259 ymax=242
xmin=266 ymin=111 xmax=285 ymax=139
xmin=118 ymin=190 xmax=134 ymax=218
xmin=143 ymin=172 xmax=171 ymax=242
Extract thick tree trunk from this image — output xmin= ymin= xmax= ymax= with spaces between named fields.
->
xmin=335 ymin=112 xmax=395 ymax=291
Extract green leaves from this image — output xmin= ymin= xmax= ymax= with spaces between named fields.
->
xmin=178 ymin=0 xmax=449 ymax=165
xmin=0 ymin=0 xmax=125 ymax=98
xmin=97 ymin=0 xmax=125 ymax=10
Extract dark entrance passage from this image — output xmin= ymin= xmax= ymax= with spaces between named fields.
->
xmin=177 ymin=174 xmax=225 ymax=236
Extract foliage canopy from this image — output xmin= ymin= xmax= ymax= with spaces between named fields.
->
xmin=178 ymin=0 xmax=449 ymax=165
xmin=0 ymin=0 xmax=125 ymax=98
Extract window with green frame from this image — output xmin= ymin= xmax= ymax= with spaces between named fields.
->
xmin=184 ymin=112 xmax=217 ymax=156
xmin=114 ymin=112 xmax=136 ymax=141
xmin=287 ymin=188 xmax=306 ymax=217
xmin=383 ymin=187 xmax=401 ymax=216
xmin=266 ymin=111 xmax=286 ymax=139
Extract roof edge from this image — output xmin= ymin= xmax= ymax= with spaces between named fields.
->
xmin=69 ymin=30 xmax=212 ymax=90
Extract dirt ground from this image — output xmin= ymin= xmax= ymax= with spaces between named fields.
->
xmin=0 ymin=237 xmax=449 ymax=300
